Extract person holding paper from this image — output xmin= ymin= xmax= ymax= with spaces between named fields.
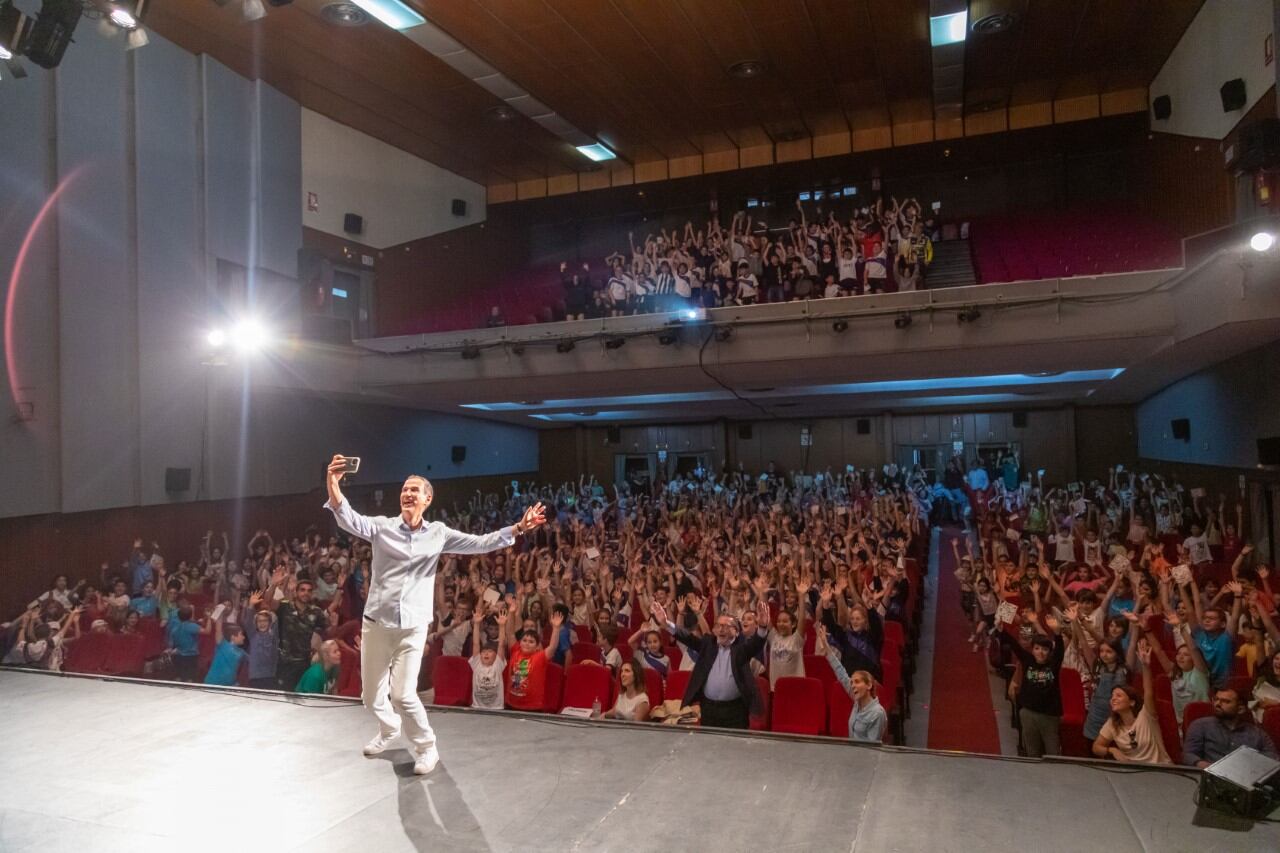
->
xmin=324 ymin=455 xmax=546 ymax=776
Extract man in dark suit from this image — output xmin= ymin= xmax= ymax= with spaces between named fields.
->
xmin=652 ymin=598 xmax=770 ymax=729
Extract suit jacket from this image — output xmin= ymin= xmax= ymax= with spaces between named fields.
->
xmin=672 ymin=625 xmax=766 ymax=714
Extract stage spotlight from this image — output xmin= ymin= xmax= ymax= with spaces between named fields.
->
xmin=957 ymin=306 xmax=982 ymax=324
xmin=657 ymin=329 xmax=678 ymax=346
xmin=25 ymin=0 xmax=82 ymax=69
xmin=460 ymin=344 xmax=480 ymax=360
xmin=231 ymin=317 xmax=271 ymax=353
xmin=242 ymin=0 xmax=266 ymax=21
xmin=714 ymin=326 xmax=733 ymax=342
xmin=894 ymin=312 xmax=913 ymax=329
xmin=105 ymin=1 xmax=150 ymax=49
xmin=832 ymin=319 xmax=849 ymax=333
xmin=509 ymin=342 xmax=526 ymax=356
xmin=604 ymin=336 xmax=626 ymax=350
xmin=555 ymin=339 xmax=575 ymax=353
xmin=0 ymin=2 xmax=32 ymax=68
xmin=206 ymin=328 xmax=227 ymax=349
xmin=1250 ymin=231 xmax=1275 ymax=252
xmin=682 ymin=307 xmax=706 ymax=322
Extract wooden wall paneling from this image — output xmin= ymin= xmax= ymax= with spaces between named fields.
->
xmin=1054 ymin=94 xmax=1102 ymax=124
xmin=703 ymin=149 xmax=740 ymax=174
xmin=964 ymin=110 xmax=1009 ymax=137
xmin=634 ymin=161 xmax=670 ymax=184
xmin=1008 ymin=101 xmax=1054 ymax=130
xmin=517 ymin=178 xmax=550 ymax=200
xmin=547 ymin=173 xmax=580 ymax=196
xmin=1100 ymin=88 xmax=1148 ymax=116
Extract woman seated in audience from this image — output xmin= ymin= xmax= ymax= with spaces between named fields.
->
xmin=1091 ymin=641 xmax=1171 ymax=765
xmin=1252 ymin=649 xmax=1280 ymax=722
xmin=602 ymin=661 xmax=650 ymax=722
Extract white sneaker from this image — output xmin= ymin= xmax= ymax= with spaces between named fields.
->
xmin=363 ymin=732 xmax=399 ymax=756
xmin=413 ymin=745 xmax=440 ymax=775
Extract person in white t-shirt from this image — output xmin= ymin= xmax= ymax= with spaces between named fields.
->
xmin=1053 ymin=527 xmax=1076 ymax=565
xmin=767 ymin=578 xmax=810 ymax=690
xmin=1183 ymin=524 xmax=1212 ymax=566
xmin=602 ymin=660 xmax=650 ymax=721
xmin=469 ymin=605 xmax=506 ymax=710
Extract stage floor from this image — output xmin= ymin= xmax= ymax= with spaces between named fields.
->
xmin=1 ymin=670 xmax=1277 ymax=853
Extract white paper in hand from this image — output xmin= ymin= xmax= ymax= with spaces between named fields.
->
xmin=1109 ymin=554 xmax=1132 ymax=573
xmin=585 ymin=547 xmax=600 ymax=560
xmin=1171 ymin=563 xmax=1193 ymax=586
xmin=995 ymin=600 xmax=1018 ymax=625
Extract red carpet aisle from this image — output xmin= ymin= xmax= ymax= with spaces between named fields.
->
xmin=926 ymin=527 xmax=1003 ymax=753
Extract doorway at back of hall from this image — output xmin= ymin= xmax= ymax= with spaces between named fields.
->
xmin=615 ymin=453 xmax=708 ymax=489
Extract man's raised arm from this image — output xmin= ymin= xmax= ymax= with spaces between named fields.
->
xmin=324 ymin=454 xmax=377 ymax=541
xmin=441 ymin=502 xmax=547 ymax=555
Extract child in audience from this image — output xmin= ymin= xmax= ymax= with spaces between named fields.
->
xmin=470 ymin=602 xmax=506 ymax=710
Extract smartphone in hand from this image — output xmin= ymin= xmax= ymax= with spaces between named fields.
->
xmin=342 ymin=456 xmax=361 ymax=475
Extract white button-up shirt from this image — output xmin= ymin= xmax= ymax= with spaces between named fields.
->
xmin=326 ymin=498 xmax=515 ymax=629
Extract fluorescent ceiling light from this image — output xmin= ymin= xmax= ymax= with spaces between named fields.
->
xmin=332 ymin=287 xmax=349 ymax=298
xmin=349 ymin=0 xmax=425 ymax=30
xmin=462 ymin=369 xmax=1124 ymax=412
xmin=576 ymin=143 xmax=616 ymax=162
xmin=930 ymin=11 xmax=968 ymax=46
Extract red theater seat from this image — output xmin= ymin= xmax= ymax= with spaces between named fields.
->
xmin=750 ymin=675 xmax=770 ymax=731
xmin=828 ymin=679 xmax=853 ymax=738
xmin=103 ymin=633 xmax=146 ymax=677
xmin=431 ymin=655 xmax=472 ymax=707
xmin=1182 ymin=701 xmax=1214 ymax=738
xmin=63 ymin=634 xmax=110 ymax=674
xmin=561 ymin=663 xmax=612 ymax=713
xmin=641 ymin=667 xmax=663 ymax=710
xmin=665 ymin=669 xmax=691 ymax=706
xmin=771 ymin=677 xmax=825 ymax=735
xmin=543 ymin=662 xmax=564 ymax=712
xmin=570 ymin=641 xmax=603 ymax=665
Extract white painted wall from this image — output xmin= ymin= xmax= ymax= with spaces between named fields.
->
xmin=0 ymin=30 xmax=531 ymax=520
xmin=1150 ymin=0 xmax=1274 ymax=140
xmin=300 ymin=109 xmax=486 ymax=249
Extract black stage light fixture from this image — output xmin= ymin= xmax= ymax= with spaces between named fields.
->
xmin=0 ymin=2 xmax=32 ymax=78
xmin=657 ymin=329 xmax=678 ymax=346
xmin=460 ymin=344 xmax=480 ymax=360
xmin=555 ymin=339 xmax=575 ymax=353
xmin=894 ymin=312 xmax=912 ymax=329
xmin=25 ymin=0 xmax=81 ymax=69
xmin=832 ymin=319 xmax=849 ymax=333
xmin=714 ymin=326 xmax=733 ymax=342
xmin=604 ymin=336 xmax=626 ymax=350
xmin=957 ymin=306 xmax=982 ymax=324
xmin=509 ymin=342 xmax=526 ymax=356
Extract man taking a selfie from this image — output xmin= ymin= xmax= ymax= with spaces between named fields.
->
xmin=324 ymin=454 xmax=546 ymax=775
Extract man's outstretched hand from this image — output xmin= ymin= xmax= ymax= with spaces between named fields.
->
xmin=515 ymin=502 xmax=548 ymax=536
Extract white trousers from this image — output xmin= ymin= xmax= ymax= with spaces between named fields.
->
xmin=360 ymin=621 xmax=435 ymax=753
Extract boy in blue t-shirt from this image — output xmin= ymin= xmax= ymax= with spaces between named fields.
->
xmin=168 ymin=605 xmax=208 ymax=683
xmin=1192 ymin=605 xmax=1235 ymax=689
xmin=204 ymin=621 xmax=248 ymax=686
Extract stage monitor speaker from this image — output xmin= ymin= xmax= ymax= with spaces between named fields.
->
xmin=738 ymin=423 xmax=753 ymax=440
xmin=164 ymin=467 xmax=191 ymax=493
xmin=451 ymin=198 xmax=467 ymax=217
xmin=1171 ymin=418 xmax=1191 ymax=441
xmin=1220 ymin=78 xmax=1247 ymax=112
xmin=856 ymin=418 xmax=872 ymax=435
xmin=1011 ymin=411 xmax=1028 ymax=429
xmin=1258 ymin=436 xmax=1280 ymax=465
xmin=343 ymin=213 xmax=363 ymax=235
xmin=451 ymin=445 xmax=466 ymax=463
xmin=1151 ymin=94 xmax=1171 ymax=120
xmin=606 ymin=426 xmax=621 ymax=444
xmin=1196 ymin=746 xmax=1280 ymax=818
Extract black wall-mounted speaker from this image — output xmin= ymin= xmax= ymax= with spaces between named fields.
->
xmin=1152 ymin=94 xmax=1172 ymax=120
xmin=451 ymin=445 xmax=467 ymax=463
xmin=1171 ymin=418 xmax=1191 ymax=442
xmin=343 ymin=213 xmax=363 ymax=235
xmin=856 ymin=418 xmax=872 ymax=435
xmin=1011 ymin=411 xmax=1028 ymax=429
xmin=606 ymin=426 xmax=621 ymax=444
xmin=1221 ymin=78 xmax=1246 ymax=112
xmin=164 ymin=467 xmax=191 ymax=492
xmin=451 ymin=198 xmax=467 ymax=217
xmin=738 ymin=423 xmax=753 ymax=440
xmin=1258 ymin=437 xmax=1280 ymax=465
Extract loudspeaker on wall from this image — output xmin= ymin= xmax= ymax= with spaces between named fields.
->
xmin=1220 ymin=78 xmax=1246 ymax=112
xmin=606 ymin=426 xmax=621 ymax=444
xmin=451 ymin=199 xmax=467 ymax=217
xmin=343 ymin=213 xmax=363 ymax=235
xmin=1171 ymin=418 xmax=1191 ymax=441
xmin=165 ymin=467 xmax=191 ymax=492
xmin=856 ymin=418 xmax=872 ymax=435
xmin=1011 ymin=411 xmax=1028 ymax=429
xmin=1258 ymin=437 xmax=1280 ymax=466
xmin=1152 ymin=94 xmax=1171 ymax=120
xmin=451 ymin=445 xmax=467 ymax=463
xmin=738 ymin=423 xmax=753 ymax=440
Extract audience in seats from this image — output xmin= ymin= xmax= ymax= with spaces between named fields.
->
xmin=10 ymin=452 xmax=1277 ymax=771
xmin=535 ymin=196 xmax=936 ymax=323
xmin=954 ymin=456 xmax=1278 ymax=764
